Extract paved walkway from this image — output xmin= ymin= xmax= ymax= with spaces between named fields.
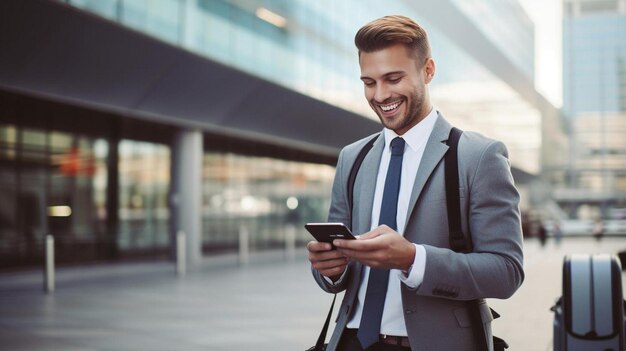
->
xmin=1 ymin=237 xmax=625 ymax=350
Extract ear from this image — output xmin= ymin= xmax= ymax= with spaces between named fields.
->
xmin=424 ymin=58 xmax=435 ymax=84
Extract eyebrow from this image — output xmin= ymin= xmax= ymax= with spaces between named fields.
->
xmin=360 ymin=70 xmax=406 ymax=81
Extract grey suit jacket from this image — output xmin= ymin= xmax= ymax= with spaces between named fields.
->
xmin=312 ymin=114 xmax=524 ymax=351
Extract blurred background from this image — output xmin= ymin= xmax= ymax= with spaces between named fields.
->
xmin=0 ymin=0 xmax=624 ymax=270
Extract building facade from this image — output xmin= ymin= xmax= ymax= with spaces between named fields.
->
xmin=561 ymin=0 xmax=626 ymax=218
xmin=0 ymin=0 xmax=556 ymax=269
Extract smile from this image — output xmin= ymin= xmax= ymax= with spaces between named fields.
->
xmin=379 ymin=101 xmax=402 ymax=112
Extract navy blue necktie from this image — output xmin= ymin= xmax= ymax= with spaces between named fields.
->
xmin=357 ymin=137 xmax=405 ymax=349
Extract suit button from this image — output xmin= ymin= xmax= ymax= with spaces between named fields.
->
xmin=405 ymin=309 xmax=415 ymax=315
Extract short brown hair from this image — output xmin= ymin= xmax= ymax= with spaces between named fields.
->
xmin=355 ymin=15 xmax=431 ymax=62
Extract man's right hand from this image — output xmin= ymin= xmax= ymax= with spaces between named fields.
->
xmin=307 ymin=241 xmax=349 ymax=282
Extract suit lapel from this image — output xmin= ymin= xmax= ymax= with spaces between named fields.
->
xmin=353 ymin=134 xmax=384 ymax=234
xmin=404 ymin=114 xmax=452 ymax=230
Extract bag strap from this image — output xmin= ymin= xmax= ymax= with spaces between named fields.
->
xmin=347 ymin=133 xmax=380 ymax=227
xmin=445 ymin=127 xmax=472 ymax=253
xmin=312 ymin=294 xmax=337 ymax=350
xmin=311 ymin=134 xmax=379 ymax=351
xmin=445 ymin=127 xmax=493 ymax=351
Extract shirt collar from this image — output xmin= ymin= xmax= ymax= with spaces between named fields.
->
xmin=383 ymin=107 xmax=438 ymax=153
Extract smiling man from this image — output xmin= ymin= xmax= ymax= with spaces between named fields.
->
xmin=306 ymin=16 xmax=524 ymax=351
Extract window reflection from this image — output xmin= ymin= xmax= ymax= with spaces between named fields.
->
xmin=121 ymin=0 xmax=181 ymax=44
xmin=49 ymin=134 xmax=108 ymax=242
xmin=0 ymin=119 xmax=337 ymax=267
xmin=0 ymin=124 xmax=110 ymax=267
xmin=0 ymin=124 xmax=18 ymax=261
xmin=118 ymin=140 xmax=170 ymax=251
xmin=203 ymin=152 xmax=334 ymax=252
xmin=68 ymin=0 xmax=119 ymax=21
xmin=16 ymin=128 xmax=46 ymax=263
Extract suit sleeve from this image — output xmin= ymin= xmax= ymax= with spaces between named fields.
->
xmin=417 ymin=140 xmax=524 ymax=300
xmin=311 ymin=147 xmax=353 ymax=294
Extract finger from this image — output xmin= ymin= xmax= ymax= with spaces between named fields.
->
xmin=335 ymin=227 xmax=397 ymax=249
xmin=334 ymin=237 xmax=382 ymax=251
xmin=311 ymin=256 xmax=348 ymax=278
xmin=308 ymin=248 xmax=346 ymax=264
xmin=306 ymin=240 xmax=333 ymax=252
xmin=337 ymin=248 xmax=390 ymax=268
xmin=312 ymin=257 xmax=348 ymax=271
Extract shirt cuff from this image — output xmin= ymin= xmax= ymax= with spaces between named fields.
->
xmin=323 ymin=267 xmax=348 ymax=286
xmin=398 ymin=244 xmax=426 ymax=289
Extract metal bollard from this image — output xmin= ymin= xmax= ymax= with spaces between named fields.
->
xmin=239 ymin=225 xmax=249 ymax=266
xmin=176 ymin=230 xmax=186 ymax=276
xmin=45 ymin=235 xmax=55 ymax=293
xmin=285 ymin=225 xmax=296 ymax=262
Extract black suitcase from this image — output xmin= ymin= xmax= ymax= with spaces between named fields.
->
xmin=552 ymin=254 xmax=626 ymax=351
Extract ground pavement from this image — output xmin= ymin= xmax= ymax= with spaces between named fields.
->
xmin=1 ymin=237 xmax=625 ymax=350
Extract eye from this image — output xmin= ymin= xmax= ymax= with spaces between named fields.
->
xmin=362 ymin=80 xmax=375 ymax=87
xmin=388 ymin=77 xmax=401 ymax=84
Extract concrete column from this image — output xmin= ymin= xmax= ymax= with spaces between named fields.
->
xmin=171 ymin=129 xmax=203 ymax=266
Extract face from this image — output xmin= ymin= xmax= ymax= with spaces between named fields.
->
xmin=359 ymin=43 xmax=435 ymax=135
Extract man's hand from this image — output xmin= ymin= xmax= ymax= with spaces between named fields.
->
xmin=307 ymin=241 xmax=349 ymax=281
xmin=334 ymin=225 xmax=415 ymax=271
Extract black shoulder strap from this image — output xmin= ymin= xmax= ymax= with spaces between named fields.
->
xmin=311 ymin=294 xmax=336 ymax=351
xmin=346 ymin=134 xmax=380 ymax=228
xmin=445 ymin=127 xmax=472 ymax=253
xmin=445 ymin=127 xmax=496 ymax=351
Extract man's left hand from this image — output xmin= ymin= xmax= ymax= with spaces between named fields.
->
xmin=334 ymin=225 xmax=416 ymax=271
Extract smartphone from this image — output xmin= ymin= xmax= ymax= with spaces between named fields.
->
xmin=304 ymin=222 xmax=356 ymax=248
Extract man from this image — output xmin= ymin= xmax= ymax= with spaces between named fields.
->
xmin=307 ymin=16 xmax=524 ymax=351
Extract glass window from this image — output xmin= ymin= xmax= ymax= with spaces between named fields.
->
xmin=93 ymin=139 xmax=109 ymax=228
xmin=202 ymin=151 xmax=334 ymax=253
xmin=0 ymin=123 xmax=112 ymax=267
xmin=17 ymin=127 xmax=47 ymax=258
xmin=580 ymin=0 xmax=618 ymax=15
xmin=118 ymin=140 xmax=171 ymax=251
xmin=68 ymin=0 xmax=119 ymax=21
xmin=47 ymin=132 xmax=109 ymax=251
xmin=0 ymin=124 xmax=17 ymax=161
xmin=48 ymin=130 xmax=75 ymax=240
xmin=0 ymin=124 xmax=18 ymax=259
xmin=121 ymin=0 xmax=181 ymax=45
xmin=21 ymin=128 xmax=46 ymax=165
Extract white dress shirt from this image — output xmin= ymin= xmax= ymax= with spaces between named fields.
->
xmin=343 ymin=108 xmax=438 ymax=336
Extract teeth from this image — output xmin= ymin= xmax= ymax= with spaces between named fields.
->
xmin=381 ymin=102 xmax=400 ymax=111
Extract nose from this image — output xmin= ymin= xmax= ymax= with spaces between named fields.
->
xmin=373 ymin=83 xmax=391 ymax=103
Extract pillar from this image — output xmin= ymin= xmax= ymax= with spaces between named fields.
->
xmin=170 ymin=129 xmax=203 ymax=265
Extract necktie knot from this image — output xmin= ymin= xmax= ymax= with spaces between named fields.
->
xmin=391 ymin=137 xmax=405 ymax=156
